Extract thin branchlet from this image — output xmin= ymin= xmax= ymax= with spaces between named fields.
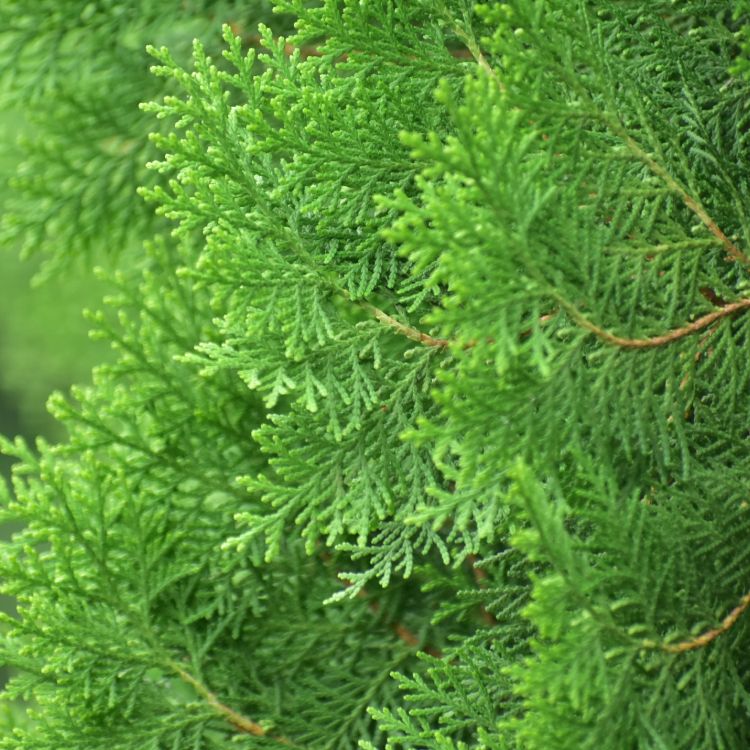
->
xmin=363 ymin=303 xmax=450 ymax=348
xmin=466 ymin=25 xmax=750 ymax=268
xmin=663 ymin=591 xmax=750 ymax=653
xmin=642 ymin=590 xmax=750 ymax=654
xmin=561 ymin=297 xmax=750 ymax=349
xmin=170 ymin=662 xmax=294 ymax=744
xmin=369 ymin=294 xmax=750 ymax=354
xmin=616 ymin=131 xmax=750 ymax=266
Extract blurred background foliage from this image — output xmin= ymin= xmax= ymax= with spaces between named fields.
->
xmin=0 ymin=110 xmax=108 ymax=462
xmin=0 ymin=0 xmax=290 ymax=458
xmin=0 ymin=2 xmax=291 ymax=726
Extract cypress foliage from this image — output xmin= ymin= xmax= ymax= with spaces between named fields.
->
xmin=3 ymin=2 xmax=750 ymax=747
xmin=0 ymin=1 xmax=286 ymax=276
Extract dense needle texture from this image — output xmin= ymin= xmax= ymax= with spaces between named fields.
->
xmin=2 ymin=2 xmax=750 ymax=748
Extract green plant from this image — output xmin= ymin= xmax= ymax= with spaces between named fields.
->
xmin=0 ymin=4 xmax=288 ymax=435
xmin=0 ymin=0 xmax=286 ymax=277
xmin=3 ymin=2 xmax=750 ymax=748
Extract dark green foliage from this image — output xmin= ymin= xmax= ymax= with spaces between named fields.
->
xmin=3 ymin=1 xmax=750 ymax=748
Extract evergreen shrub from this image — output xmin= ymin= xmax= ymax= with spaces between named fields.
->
xmin=3 ymin=2 xmax=750 ymax=748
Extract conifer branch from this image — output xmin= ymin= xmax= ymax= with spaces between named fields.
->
xmin=616 ymin=132 xmax=750 ymax=266
xmin=560 ymin=297 xmax=750 ymax=349
xmin=450 ymin=22 xmax=504 ymax=91
xmin=647 ymin=590 xmax=750 ymax=654
xmin=456 ymin=28 xmax=749 ymax=268
xmin=170 ymin=662 xmax=291 ymax=744
xmin=225 ymin=23 xmax=475 ymax=355
xmin=362 ymin=303 xmax=450 ymax=348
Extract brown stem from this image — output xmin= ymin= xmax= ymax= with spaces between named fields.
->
xmin=616 ymin=132 xmax=750 ymax=266
xmin=170 ymin=662 xmax=291 ymax=744
xmin=659 ymin=590 xmax=750 ymax=654
xmin=562 ymin=297 xmax=750 ymax=349
xmin=363 ymin=303 xmax=450 ymax=348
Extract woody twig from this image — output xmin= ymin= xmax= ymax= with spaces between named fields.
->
xmin=170 ymin=661 xmax=293 ymax=744
xmin=561 ymin=297 xmax=750 ymax=350
xmin=642 ymin=589 xmax=750 ymax=654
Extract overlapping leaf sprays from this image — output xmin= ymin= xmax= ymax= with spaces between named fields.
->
xmin=3 ymin=2 xmax=750 ymax=748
